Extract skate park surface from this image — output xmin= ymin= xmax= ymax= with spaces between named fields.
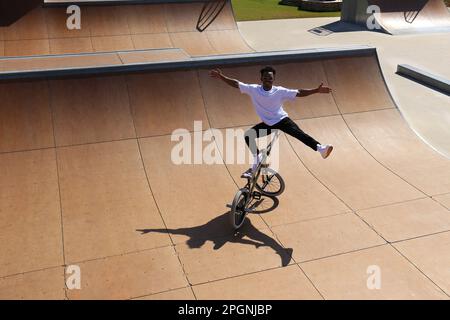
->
xmin=370 ymin=0 xmax=450 ymax=35
xmin=341 ymin=0 xmax=450 ymax=35
xmin=1 ymin=1 xmax=450 ymax=300
xmin=0 ymin=1 xmax=251 ymax=57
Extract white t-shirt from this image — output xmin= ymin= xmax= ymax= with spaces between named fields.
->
xmin=239 ymin=82 xmax=299 ymax=126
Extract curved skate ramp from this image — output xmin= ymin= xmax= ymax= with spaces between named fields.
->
xmin=1 ymin=48 xmax=450 ymax=299
xmin=342 ymin=0 xmax=450 ymax=35
xmin=0 ymin=0 xmax=251 ymax=58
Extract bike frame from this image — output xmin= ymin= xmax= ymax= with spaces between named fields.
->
xmin=243 ymin=130 xmax=281 ymax=211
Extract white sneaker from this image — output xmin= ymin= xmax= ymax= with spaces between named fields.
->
xmin=241 ymin=154 xmax=263 ymax=179
xmin=318 ymin=144 xmax=333 ymax=159
xmin=241 ymin=168 xmax=253 ymax=179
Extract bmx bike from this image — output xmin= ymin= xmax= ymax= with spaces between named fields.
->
xmin=227 ymin=130 xmax=286 ymax=229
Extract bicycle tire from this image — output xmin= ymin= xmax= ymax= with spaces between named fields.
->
xmin=230 ymin=188 xmax=250 ymax=229
xmin=256 ymin=168 xmax=285 ymax=197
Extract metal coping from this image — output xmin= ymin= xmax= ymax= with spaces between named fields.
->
xmin=397 ymin=64 xmax=450 ymax=95
xmin=0 ymin=46 xmax=376 ymax=81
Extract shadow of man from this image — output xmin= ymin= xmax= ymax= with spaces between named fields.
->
xmin=137 ymin=212 xmax=293 ymax=267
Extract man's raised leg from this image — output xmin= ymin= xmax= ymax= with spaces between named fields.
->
xmin=275 ymin=117 xmax=333 ymax=159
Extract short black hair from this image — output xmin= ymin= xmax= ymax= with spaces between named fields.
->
xmin=260 ymin=66 xmax=276 ymax=77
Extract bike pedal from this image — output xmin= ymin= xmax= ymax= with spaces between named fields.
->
xmin=240 ymin=172 xmax=253 ymax=179
xmin=261 ymin=163 xmax=270 ymax=168
xmin=252 ymin=191 xmax=262 ymax=200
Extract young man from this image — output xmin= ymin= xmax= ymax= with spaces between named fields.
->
xmin=209 ymin=66 xmax=334 ymax=177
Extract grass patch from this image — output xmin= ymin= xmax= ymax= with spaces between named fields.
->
xmin=231 ymin=0 xmax=340 ymax=21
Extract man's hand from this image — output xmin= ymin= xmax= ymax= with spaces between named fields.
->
xmin=317 ymin=83 xmax=332 ymax=94
xmin=297 ymin=82 xmax=332 ymax=97
xmin=209 ymin=68 xmax=239 ymax=89
xmin=209 ymin=68 xmax=223 ymax=79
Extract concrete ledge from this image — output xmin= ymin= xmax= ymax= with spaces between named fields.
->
xmin=0 ymin=45 xmax=375 ymax=81
xmin=397 ymin=64 xmax=450 ymax=95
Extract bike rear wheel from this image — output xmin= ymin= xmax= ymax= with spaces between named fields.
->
xmin=230 ymin=188 xmax=250 ymax=229
xmin=256 ymin=168 xmax=285 ymax=197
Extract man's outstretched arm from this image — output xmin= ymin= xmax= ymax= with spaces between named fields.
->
xmin=209 ymin=68 xmax=239 ymax=89
xmin=297 ymin=83 xmax=332 ymax=97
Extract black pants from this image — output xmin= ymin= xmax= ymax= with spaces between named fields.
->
xmin=244 ymin=117 xmax=320 ymax=155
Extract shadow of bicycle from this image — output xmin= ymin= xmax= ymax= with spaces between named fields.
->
xmin=137 ymin=200 xmax=293 ymax=267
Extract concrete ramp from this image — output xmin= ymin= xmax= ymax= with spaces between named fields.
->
xmin=341 ymin=0 xmax=450 ymax=34
xmin=0 ymin=0 xmax=252 ymax=57
xmin=1 ymin=48 xmax=450 ymax=299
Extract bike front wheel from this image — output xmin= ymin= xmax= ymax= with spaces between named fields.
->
xmin=230 ymin=188 xmax=251 ymax=229
xmin=256 ymin=168 xmax=285 ymax=197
